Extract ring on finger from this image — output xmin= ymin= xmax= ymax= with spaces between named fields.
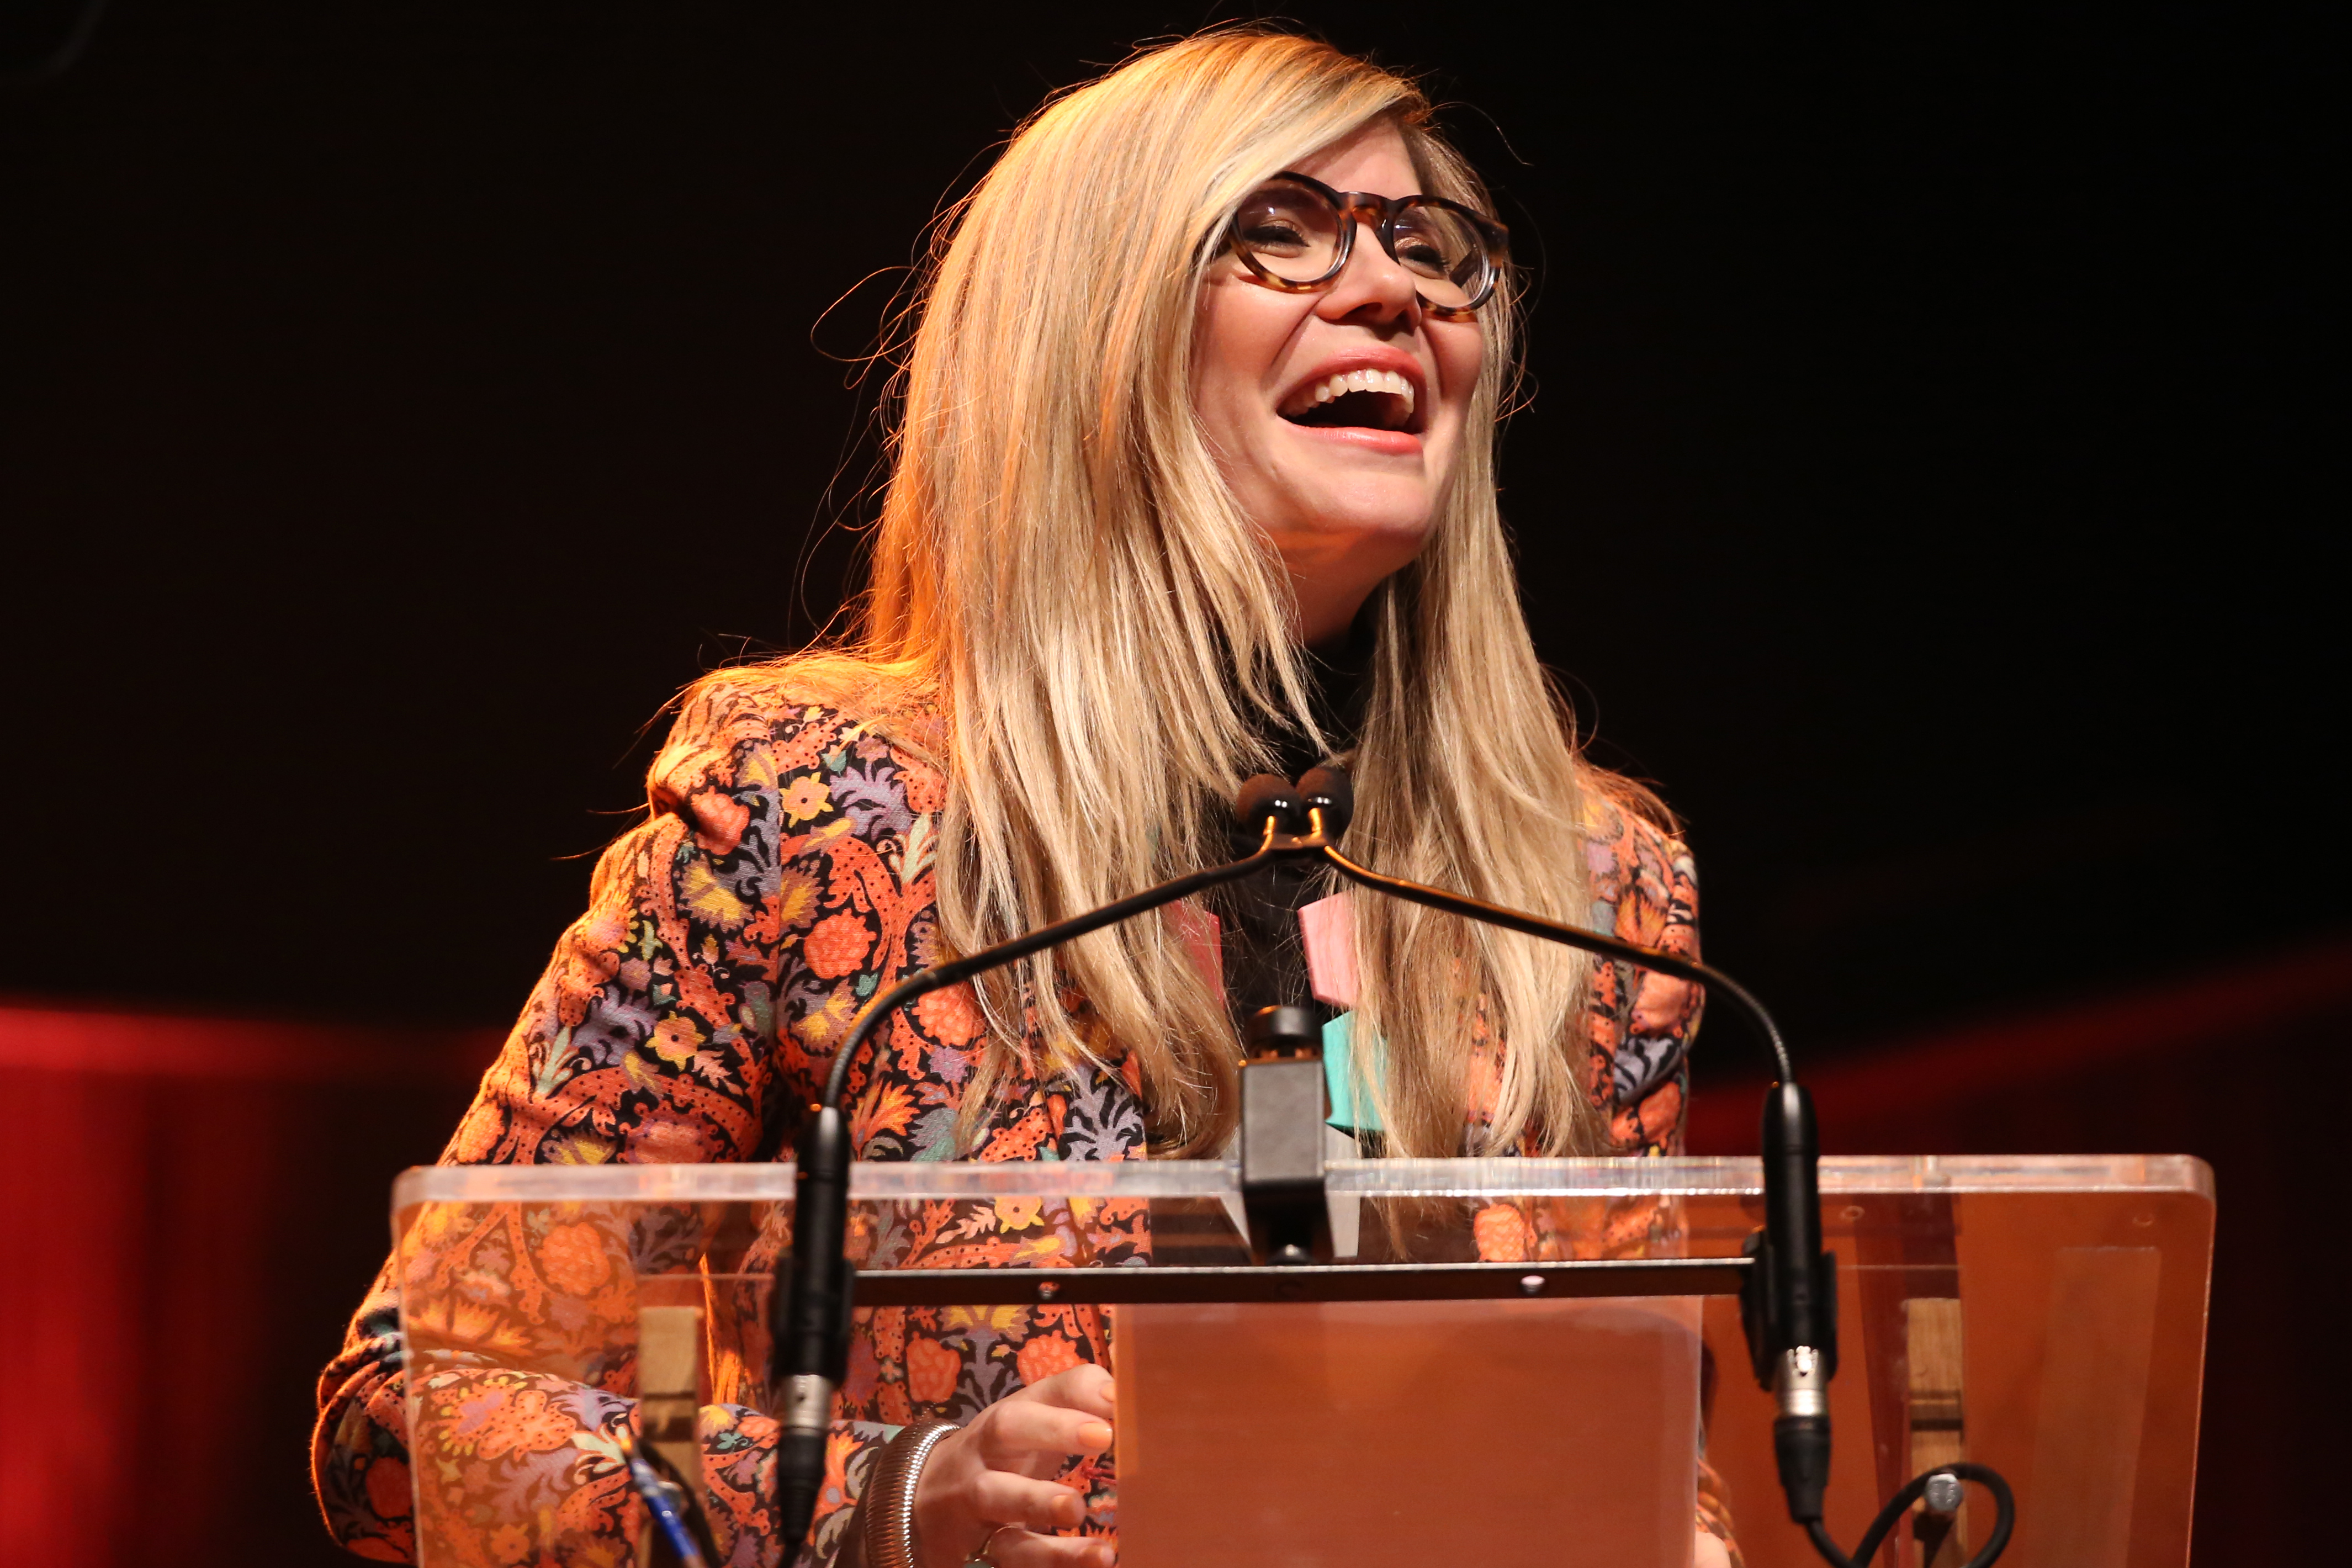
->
xmin=974 ymin=1523 xmax=1023 ymax=1565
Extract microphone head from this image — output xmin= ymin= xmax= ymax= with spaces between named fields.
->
xmin=1234 ymin=773 xmax=1307 ymax=839
xmin=1297 ymin=764 xmax=1353 ymax=840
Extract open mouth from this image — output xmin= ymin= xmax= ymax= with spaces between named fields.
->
xmin=1278 ymin=369 xmax=1422 ymax=435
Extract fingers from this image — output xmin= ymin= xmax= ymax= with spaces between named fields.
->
xmin=973 ymin=1399 xmax=1114 ymax=1472
xmin=1007 ymin=1363 xmax=1116 ymax=1419
xmin=977 ymin=1526 xmax=1115 ymax=1568
xmin=912 ymin=1423 xmax=1108 ymax=1568
xmin=969 ymin=1469 xmax=1088 ymax=1534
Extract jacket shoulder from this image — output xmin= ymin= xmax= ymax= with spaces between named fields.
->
xmin=651 ymin=656 xmax=946 ymax=801
xmin=1579 ymin=766 xmax=1698 ymax=953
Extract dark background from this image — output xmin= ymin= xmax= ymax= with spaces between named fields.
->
xmin=1 ymin=2 xmax=2337 ymax=1562
xmin=3 ymin=2 xmax=2335 ymax=1046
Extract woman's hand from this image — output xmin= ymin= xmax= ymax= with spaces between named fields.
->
xmin=1693 ymin=1527 xmax=1734 ymax=1568
xmin=910 ymin=1364 xmax=1116 ymax=1567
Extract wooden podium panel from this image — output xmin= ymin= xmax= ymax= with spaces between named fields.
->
xmin=1114 ymin=1297 xmax=1701 ymax=1568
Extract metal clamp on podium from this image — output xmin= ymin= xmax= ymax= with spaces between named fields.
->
xmin=1239 ymin=1002 xmax=1330 ymax=1267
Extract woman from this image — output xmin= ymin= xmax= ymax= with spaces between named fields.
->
xmin=314 ymin=29 xmax=1729 ymax=1568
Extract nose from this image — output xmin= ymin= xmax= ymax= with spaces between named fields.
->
xmin=1314 ymin=217 xmax=1421 ymax=328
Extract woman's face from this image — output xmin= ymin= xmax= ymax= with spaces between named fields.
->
xmin=1193 ymin=122 xmax=1486 ymax=645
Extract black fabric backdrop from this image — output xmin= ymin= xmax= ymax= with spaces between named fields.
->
xmin=3 ymin=2 xmax=2334 ymax=1051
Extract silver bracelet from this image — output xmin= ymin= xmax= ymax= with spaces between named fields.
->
xmin=861 ymin=1417 xmax=961 ymax=1568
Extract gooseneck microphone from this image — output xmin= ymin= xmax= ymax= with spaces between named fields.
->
xmin=767 ymin=767 xmax=2012 ymax=1567
xmin=1752 ymin=1083 xmax=1836 ymax=1524
xmin=772 ymin=1101 xmax=853 ymax=1554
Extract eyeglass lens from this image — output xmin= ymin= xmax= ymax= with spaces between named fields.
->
xmin=1231 ymin=180 xmax=1491 ymax=310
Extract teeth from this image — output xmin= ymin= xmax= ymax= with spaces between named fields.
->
xmin=1299 ymin=369 xmax=1416 ymax=417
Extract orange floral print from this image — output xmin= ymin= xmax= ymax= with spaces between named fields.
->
xmin=1472 ymin=1203 xmax=1534 ymax=1262
xmin=649 ymin=1015 xmax=704 ymax=1067
xmin=803 ymin=912 xmax=873 ymax=980
xmin=536 ymin=1223 xmax=612 ymax=1297
xmin=364 ymin=1456 xmax=412 ymax=1522
xmin=470 ymin=1387 xmax=578 ymax=1459
xmin=781 ymin=772 xmax=831 ymax=824
xmin=691 ymin=788 xmax=751 ymax=856
xmin=915 ymin=982 xmax=986 ymax=1047
xmin=870 ymin=1306 xmax=907 ymax=1362
xmin=900 ymin=761 xmax=947 ymax=813
xmin=905 ymin=1336 xmax=961 ymax=1405
xmin=1016 ymin=1332 xmax=1082 ymax=1387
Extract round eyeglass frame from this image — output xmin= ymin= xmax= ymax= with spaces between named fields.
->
xmin=1224 ymin=169 xmax=1511 ymax=320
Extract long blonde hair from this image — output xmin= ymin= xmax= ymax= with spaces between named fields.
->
xmin=784 ymin=29 xmax=1619 ymax=1158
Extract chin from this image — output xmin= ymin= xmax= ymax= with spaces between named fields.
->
xmin=1280 ymin=508 xmax=1435 ymax=584
xmin=1301 ymin=478 xmax=1439 ymax=543
xmin=1328 ymin=510 xmax=1434 ymax=547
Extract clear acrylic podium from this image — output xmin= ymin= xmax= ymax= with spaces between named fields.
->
xmin=393 ymin=1153 xmax=2211 ymax=1567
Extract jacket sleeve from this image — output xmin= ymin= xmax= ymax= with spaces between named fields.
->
xmin=312 ymin=680 xmax=948 ymax=1564
xmin=1581 ymin=797 xmax=1704 ymax=1158
xmin=1570 ymin=800 xmax=1742 ymax=1559
xmin=1601 ymin=815 xmax=1745 ymax=1561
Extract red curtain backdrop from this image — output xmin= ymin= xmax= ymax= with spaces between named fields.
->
xmin=4 ymin=938 xmax=2343 ymax=1564
xmin=0 ymin=1004 xmax=495 ymax=1566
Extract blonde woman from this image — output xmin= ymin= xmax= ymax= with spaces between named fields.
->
xmin=315 ymin=28 xmax=1731 ymax=1568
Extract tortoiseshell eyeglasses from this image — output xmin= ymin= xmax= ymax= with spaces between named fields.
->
xmin=1224 ymin=169 xmax=1510 ymax=319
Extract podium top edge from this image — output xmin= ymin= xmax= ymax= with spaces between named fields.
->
xmin=390 ymin=1153 xmax=2214 ymax=1215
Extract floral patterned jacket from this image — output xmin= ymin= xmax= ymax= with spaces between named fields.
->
xmin=311 ymin=666 xmax=1721 ymax=1566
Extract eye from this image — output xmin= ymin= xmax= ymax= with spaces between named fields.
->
xmin=1394 ymin=237 xmax=1452 ymax=277
xmin=1238 ymin=218 xmax=1312 ymax=256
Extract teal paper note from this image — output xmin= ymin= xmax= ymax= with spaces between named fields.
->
xmin=1321 ymin=1011 xmax=1386 ymax=1135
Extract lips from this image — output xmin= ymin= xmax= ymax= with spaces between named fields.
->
xmin=1278 ymin=365 xmax=1424 ymax=435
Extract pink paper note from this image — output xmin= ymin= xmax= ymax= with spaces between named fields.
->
xmin=1299 ymin=892 xmax=1358 ymax=1008
xmin=1170 ymin=902 xmax=1223 ymax=1004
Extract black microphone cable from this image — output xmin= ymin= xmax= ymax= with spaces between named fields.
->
xmin=1807 ymin=1464 xmax=2016 ymax=1568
